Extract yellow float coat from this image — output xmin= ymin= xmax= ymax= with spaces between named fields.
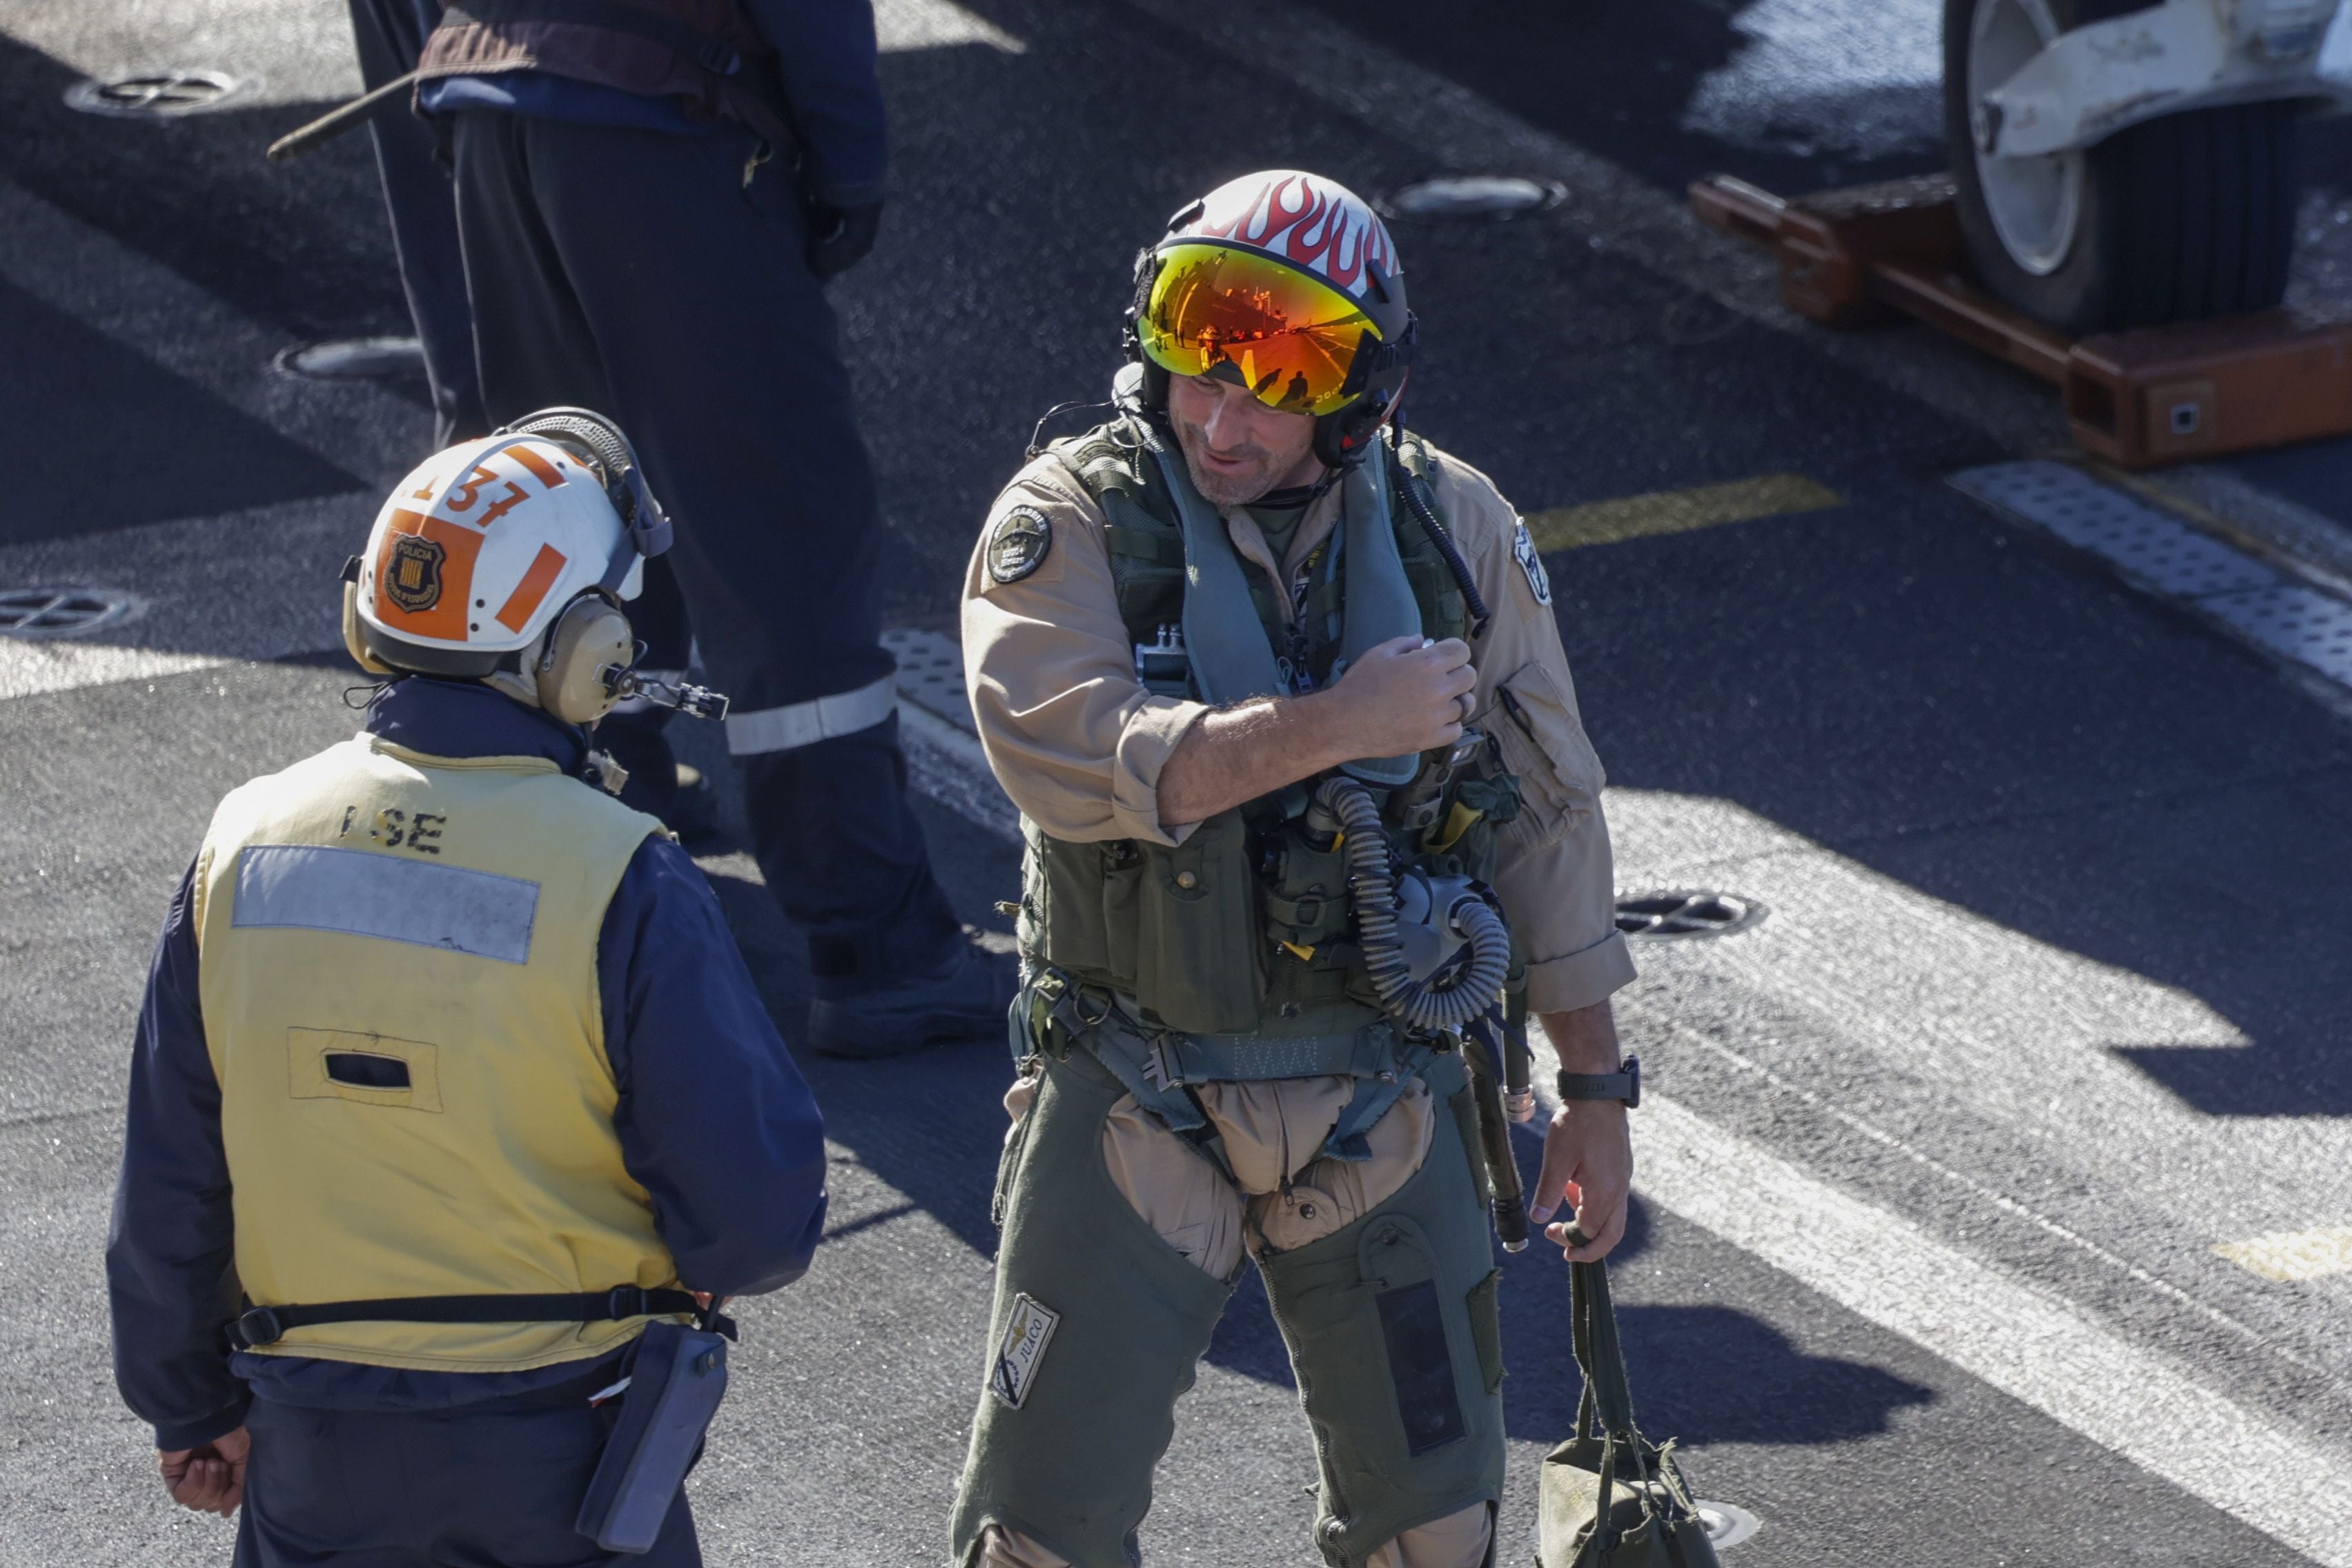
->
xmin=193 ymin=732 xmax=675 ymax=1372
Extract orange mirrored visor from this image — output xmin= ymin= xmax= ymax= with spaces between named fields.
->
xmin=1139 ymin=243 xmax=1380 ymax=416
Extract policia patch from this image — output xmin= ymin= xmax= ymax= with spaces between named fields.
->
xmin=986 ymin=506 xmax=1053 ymax=585
xmin=384 ymin=533 xmax=447 ymax=614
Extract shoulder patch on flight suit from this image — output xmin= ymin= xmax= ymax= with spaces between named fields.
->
xmin=986 ymin=506 xmax=1054 ymax=585
xmin=1511 ymin=520 xmax=1551 ymax=606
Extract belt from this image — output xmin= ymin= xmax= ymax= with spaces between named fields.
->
xmin=223 ymin=1286 xmax=727 ymax=1352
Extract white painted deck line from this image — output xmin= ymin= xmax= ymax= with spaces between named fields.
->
xmin=1630 ymin=1091 xmax=2352 ymax=1568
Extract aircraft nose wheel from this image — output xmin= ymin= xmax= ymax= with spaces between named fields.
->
xmin=1943 ymin=0 xmax=2301 ymax=333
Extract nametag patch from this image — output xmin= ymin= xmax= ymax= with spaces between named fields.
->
xmin=1512 ymin=520 xmax=1552 ymax=606
xmin=988 ymin=1293 xmax=1061 ymax=1410
xmin=233 ymin=844 xmax=539 ymax=964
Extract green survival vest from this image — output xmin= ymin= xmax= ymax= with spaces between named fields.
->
xmin=1016 ymin=413 xmax=1520 ymax=1041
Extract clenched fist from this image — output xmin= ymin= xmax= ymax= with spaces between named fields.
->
xmin=1318 ymin=634 xmax=1477 ymax=759
xmin=159 ymin=1426 xmax=249 ymax=1518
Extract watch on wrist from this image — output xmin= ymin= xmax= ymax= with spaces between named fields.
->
xmin=1555 ymin=1054 xmax=1640 ymax=1109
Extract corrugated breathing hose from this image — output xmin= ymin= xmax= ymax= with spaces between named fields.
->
xmin=1315 ymin=775 xmax=1511 ymax=1034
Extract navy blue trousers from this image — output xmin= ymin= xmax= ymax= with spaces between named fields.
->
xmin=345 ymin=0 xmax=485 ymax=446
xmin=449 ymin=110 xmax=962 ymax=989
xmin=233 ymin=1396 xmax=699 ymax=1568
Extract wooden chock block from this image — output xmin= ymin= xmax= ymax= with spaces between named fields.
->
xmin=1781 ymin=174 xmax=1965 ymax=328
xmin=2067 ymin=309 xmax=2352 ymax=468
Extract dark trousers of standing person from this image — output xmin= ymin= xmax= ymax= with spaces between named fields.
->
xmin=344 ymin=0 xmax=487 ymax=447
xmin=232 ymin=1393 xmax=700 ymax=1567
xmin=449 ymin=109 xmax=966 ymax=997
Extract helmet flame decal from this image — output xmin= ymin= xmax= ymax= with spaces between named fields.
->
xmin=1188 ymin=171 xmax=1395 ymax=297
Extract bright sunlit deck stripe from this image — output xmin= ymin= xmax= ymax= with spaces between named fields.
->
xmin=2213 ymin=1226 xmax=2352 ymax=1283
xmin=1523 ymin=473 xmax=1843 ymax=552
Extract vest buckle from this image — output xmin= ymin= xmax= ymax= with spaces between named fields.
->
xmin=605 ymin=1285 xmax=651 ymax=1321
xmin=233 ymin=1306 xmax=284 ymax=1349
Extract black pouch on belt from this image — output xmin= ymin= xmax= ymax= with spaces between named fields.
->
xmin=576 ymin=1320 xmax=730 ymax=1554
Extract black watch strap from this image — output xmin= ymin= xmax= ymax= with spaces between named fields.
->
xmin=1556 ymin=1054 xmax=1640 ymax=1108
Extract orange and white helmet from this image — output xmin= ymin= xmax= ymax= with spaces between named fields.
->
xmin=346 ymin=410 xmax=669 ymax=674
xmin=341 ymin=409 xmax=708 ymax=727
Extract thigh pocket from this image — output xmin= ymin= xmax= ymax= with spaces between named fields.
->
xmin=1362 ymin=1217 xmax=1467 ymax=1459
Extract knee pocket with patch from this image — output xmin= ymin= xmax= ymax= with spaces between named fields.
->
xmin=1257 ymin=1055 xmax=1507 ymax=1568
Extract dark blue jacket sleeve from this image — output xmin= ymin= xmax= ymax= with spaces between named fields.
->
xmin=600 ymin=836 xmax=827 ymax=1295
xmin=106 ymin=860 xmax=251 ymax=1451
xmin=741 ymin=0 xmax=888 ymax=206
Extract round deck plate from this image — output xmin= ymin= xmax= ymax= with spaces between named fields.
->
xmin=273 ymin=337 xmax=428 ymax=382
xmin=1614 ymin=890 xmax=1765 ymax=940
xmin=1380 ymin=176 xmax=1567 ymax=220
xmin=0 ymin=587 xmax=140 ymax=639
xmin=64 ymin=71 xmax=246 ymax=118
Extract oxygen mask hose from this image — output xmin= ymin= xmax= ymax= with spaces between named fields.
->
xmin=1314 ymin=775 xmax=1511 ymax=1035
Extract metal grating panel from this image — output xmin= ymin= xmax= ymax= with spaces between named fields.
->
xmin=1951 ymin=461 xmax=2280 ymax=599
xmin=882 ymin=625 xmax=978 ymax=735
xmin=2201 ymin=584 xmax=2352 ymax=685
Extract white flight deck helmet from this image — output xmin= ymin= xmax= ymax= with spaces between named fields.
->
xmin=342 ymin=409 xmax=716 ymax=727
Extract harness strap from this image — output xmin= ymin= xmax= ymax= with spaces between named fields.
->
xmin=1322 ymin=1037 xmax=1437 ymax=1164
xmin=1021 ymin=972 xmax=1420 ymax=1179
xmin=1159 ymin=1023 xmax=1393 ymax=1084
xmin=225 ymin=1287 xmax=725 ymax=1351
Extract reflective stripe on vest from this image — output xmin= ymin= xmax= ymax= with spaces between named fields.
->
xmin=195 ymin=734 xmax=673 ymax=1373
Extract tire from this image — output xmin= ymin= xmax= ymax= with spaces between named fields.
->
xmin=1944 ymin=0 xmax=2302 ymax=333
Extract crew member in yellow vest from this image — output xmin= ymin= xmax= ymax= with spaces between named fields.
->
xmin=106 ymin=411 xmax=828 ymax=1567
xmin=951 ymin=173 xmax=1640 ymax=1567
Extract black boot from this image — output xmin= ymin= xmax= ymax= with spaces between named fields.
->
xmin=807 ymin=941 xmax=1017 ymax=1059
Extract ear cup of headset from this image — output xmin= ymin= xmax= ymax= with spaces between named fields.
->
xmin=342 ymin=581 xmax=395 ymax=676
xmin=535 ymin=594 xmax=637 ymax=725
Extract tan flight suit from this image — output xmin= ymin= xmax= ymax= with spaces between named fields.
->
xmin=960 ymin=437 xmax=1634 ymax=1568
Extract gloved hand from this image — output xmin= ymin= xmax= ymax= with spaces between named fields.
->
xmin=805 ymin=198 xmax=883 ymax=278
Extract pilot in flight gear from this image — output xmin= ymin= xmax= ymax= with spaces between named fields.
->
xmin=105 ymin=411 xmax=829 ymax=1568
xmin=950 ymin=173 xmax=1643 ymax=1568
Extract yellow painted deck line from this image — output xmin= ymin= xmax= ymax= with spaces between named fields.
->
xmin=1524 ymin=473 xmax=1843 ymax=552
xmin=2213 ymin=1226 xmax=2352 ymax=1283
